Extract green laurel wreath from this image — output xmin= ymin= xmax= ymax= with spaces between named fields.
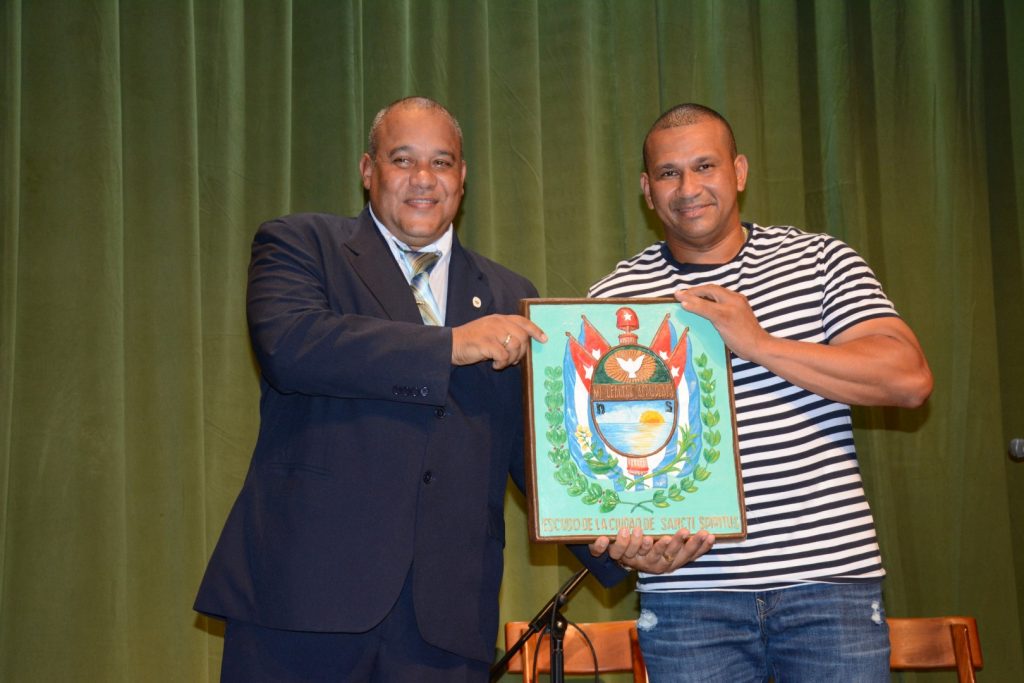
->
xmin=543 ymin=353 xmax=721 ymax=514
xmin=543 ymin=366 xmax=622 ymax=513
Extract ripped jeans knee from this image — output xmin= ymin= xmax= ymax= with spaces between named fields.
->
xmin=637 ymin=608 xmax=658 ymax=631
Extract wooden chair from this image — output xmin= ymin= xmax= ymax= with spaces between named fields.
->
xmin=888 ymin=616 xmax=983 ymax=681
xmin=503 ymin=620 xmax=647 ymax=682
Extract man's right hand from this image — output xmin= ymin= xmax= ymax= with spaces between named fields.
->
xmin=451 ymin=314 xmax=547 ymax=369
xmin=589 ymin=527 xmax=715 ymax=574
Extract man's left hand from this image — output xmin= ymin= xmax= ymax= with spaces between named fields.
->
xmin=675 ymin=284 xmax=768 ymax=361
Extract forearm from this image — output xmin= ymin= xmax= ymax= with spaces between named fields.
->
xmin=747 ymin=328 xmax=933 ymax=408
xmin=250 ymin=309 xmax=453 ymax=401
xmin=677 ymin=286 xmax=933 ymax=409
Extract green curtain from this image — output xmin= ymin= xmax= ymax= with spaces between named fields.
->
xmin=2 ymin=1 xmax=1022 ymax=680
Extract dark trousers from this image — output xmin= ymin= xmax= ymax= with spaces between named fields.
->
xmin=221 ymin=571 xmax=490 ymax=683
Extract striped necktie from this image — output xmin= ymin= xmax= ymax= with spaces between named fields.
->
xmin=403 ymin=250 xmax=442 ymax=326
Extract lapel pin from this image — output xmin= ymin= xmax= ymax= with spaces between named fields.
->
xmin=472 ymin=296 xmax=482 ymax=309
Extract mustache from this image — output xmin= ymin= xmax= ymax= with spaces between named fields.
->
xmin=669 ymin=198 xmax=710 ymax=212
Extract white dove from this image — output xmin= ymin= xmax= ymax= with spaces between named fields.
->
xmin=614 ymin=354 xmax=644 ymax=379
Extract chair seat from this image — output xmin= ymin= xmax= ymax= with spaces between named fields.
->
xmin=888 ymin=616 xmax=983 ymax=682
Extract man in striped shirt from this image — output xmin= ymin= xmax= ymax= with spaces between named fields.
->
xmin=587 ymin=103 xmax=933 ymax=681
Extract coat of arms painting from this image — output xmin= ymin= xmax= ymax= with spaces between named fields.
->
xmin=521 ymin=299 xmax=746 ymax=543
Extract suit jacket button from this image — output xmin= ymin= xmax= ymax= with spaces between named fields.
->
xmin=422 ymin=470 xmax=433 ymax=484
xmin=435 ymin=407 xmax=446 ymax=418
xmin=420 ymin=386 xmax=429 ymax=397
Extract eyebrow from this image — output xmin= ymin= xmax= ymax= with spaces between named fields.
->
xmin=651 ymin=161 xmax=680 ymax=174
xmin=386 ymin=145 xmax=457 ymax=159
xmin=653 ymin=155 xmax=717 ymax=172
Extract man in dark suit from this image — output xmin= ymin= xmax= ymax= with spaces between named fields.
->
xmin=193 ymin=97 xmax=631 ymax=682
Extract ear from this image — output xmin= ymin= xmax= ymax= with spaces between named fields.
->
xmin=459 ymin=159 xmax=467 ymax=191
xmin=359 ymin=153 xmax=373 ymax=190
xmin=734 ymin=154 xmax=749 ymax=193
xmin=640 ymin=173 xmax=654 ymax=209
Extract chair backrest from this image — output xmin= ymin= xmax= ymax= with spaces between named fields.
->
xmin=888 ymin=616 xmax=983 ymax=682
xmin=503 ymin=620 xmax=647 ymax=683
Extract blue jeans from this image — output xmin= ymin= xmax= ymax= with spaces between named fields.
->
xmin=636 ymin=582 xmax=890 ymax=682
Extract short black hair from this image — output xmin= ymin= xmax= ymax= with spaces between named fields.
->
xmin=642 ymin=103 xmax=737 ymax=171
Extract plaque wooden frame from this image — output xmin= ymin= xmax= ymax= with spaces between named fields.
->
xmin=520 ymin=298 xmax=745 ymax=543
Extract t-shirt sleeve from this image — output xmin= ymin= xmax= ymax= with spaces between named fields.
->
xmin=819 ymin=237 xmax=899 ymax=340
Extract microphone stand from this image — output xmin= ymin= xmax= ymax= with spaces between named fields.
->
xmin=489 ymin=567 xmax=590 ymax=682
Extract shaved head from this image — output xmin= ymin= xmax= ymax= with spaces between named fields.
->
xmin=643 ymin=103 xmax=737 ymax=171
xmin=367 ymin=96 xmax=463 ymax=159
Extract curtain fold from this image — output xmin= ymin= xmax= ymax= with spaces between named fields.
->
xmin=1 ymin=1 xmax=1022 ymax=680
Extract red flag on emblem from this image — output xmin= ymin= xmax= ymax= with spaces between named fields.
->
xmin=581 ymin=315 xmax=610 ymax=358
xmin=666 ymin=327 xmax=689 ymax=388
xmin=649 ymin=314 xmax=673 ymax=361
xmin=567 ymin=335 xmax=597 ymax=391
xmin=566 ymin=316 xmax=610 ymax=391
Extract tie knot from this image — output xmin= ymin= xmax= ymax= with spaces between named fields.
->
xmin=405 ymin=250 xmax=440 ymax=277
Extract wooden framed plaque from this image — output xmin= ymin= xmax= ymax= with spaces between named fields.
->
xmin=520 ymin=298 xmax=745 ymax=543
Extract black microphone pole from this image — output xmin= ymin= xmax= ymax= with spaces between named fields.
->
xmin=489 ymin=567 xmax=590 ymax=682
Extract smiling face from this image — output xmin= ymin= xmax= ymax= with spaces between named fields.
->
xmin=641 ymin=117 xmax=749 ymax=263
xmin=359 ymin=105 xmax=467 ymax=248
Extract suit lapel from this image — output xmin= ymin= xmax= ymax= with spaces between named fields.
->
xmin=446 ymin=235 xmax=493 ymax=327
xmin=345 ymin=209 xmax=494 ymax=327
xmin=343 ymin=209 xmax=424 ymax=324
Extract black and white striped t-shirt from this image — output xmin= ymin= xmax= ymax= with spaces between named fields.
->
xmin=589 ymin=223 xmax=897 ymax=591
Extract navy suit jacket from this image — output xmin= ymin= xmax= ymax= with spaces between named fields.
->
xmin=194 ymin=209 xmax=623 ymax=663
